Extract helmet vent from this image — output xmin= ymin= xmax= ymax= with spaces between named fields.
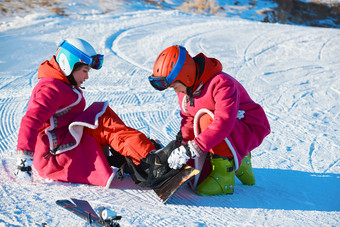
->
xmin=171 ymin=62 xmax=174 ymax=68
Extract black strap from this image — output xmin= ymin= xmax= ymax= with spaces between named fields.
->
xmin=187 ymin=56 xmax=205 ymax=106
xmin=42 ymin=150 xmax=56 ymax=160
xmin=125 ymin=157 xmax=149 ymax=186
xmin=211 ymin=154 xmax=235 ymax=172
xmin=17 ymin=166 xmax=32 ymax=171
xmin=124 ymin=155 xmax=180 ymax=189
xmin=117 ymin=163 xmax=126 ymax=181
xmin=17 ymin=166 xmax=32 ymax=176
xmin=176 ymin=130 xmax=183 ymax=144
xmin=67 ymin=74 xmax=77 ymax=86
xmin=226 ymin=166 xmax=235 ymax=172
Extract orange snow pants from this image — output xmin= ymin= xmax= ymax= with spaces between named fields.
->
xmin=199 ymin=114 xmax=233 ymax=159
xmin=84 ymin=106 xmax=155 ymax=165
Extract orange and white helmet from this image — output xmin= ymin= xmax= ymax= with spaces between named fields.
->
xmin=148 ymin=45 xmax=196 ymax=91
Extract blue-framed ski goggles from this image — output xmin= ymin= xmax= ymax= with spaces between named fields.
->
xmin=148 ymin=45 xmax=186 ymax=91
xmin=59 ymin=40 xmax=104 ymax=70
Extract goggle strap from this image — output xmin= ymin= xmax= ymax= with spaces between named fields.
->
xmin=165 ymin=46 xmax=186 ymax=85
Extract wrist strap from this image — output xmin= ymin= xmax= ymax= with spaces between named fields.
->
xmin=188 ymin=140 xmax=201 ymax=158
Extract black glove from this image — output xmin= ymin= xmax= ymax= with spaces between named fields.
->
xmin=176 ymin=130 xmax=183 ymax=144
xmin=153 ymin=140 xmax=181 ymax=165
xmin=15 ymin=157 xmax=33 ymax=180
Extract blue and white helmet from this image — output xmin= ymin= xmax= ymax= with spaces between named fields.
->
xmin=56 ymin=38 xmax=104 ymax=76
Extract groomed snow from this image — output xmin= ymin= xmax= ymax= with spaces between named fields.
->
xmin=0 ymin=2 xmax=339 ymax=227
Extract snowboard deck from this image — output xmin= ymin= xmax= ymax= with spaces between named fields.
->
xmin=153 ymin=165 xmax=199 ymax=203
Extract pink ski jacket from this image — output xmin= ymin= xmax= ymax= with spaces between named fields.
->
xmin=178 ymin=53 xmax=270 ymax=169
xmin=17 ymin=57 xmax=114 ymax=187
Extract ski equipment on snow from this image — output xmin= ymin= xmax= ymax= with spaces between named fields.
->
xmin=56 ymin=198 xmax=121 ymax=227
xmin=153 ymin=165 xmax=200 ymax=203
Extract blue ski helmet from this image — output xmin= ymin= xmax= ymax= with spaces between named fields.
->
xmin=56 ymin=38 xmax=104 ymax=76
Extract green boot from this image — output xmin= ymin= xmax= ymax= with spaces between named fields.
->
xmin=236 ymin=153 xmax=255 ymax=185
xmin=195 ymin=155 xmax=235 ymax=196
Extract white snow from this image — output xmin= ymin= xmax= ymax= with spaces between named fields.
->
xmin=0 ymin=1 xmax=339 ymax=227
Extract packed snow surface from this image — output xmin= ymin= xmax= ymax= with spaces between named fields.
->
xmin=0 ymin=2 xmax=339 ymax=227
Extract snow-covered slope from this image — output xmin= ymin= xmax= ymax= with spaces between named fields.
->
xmin=0 ymin=3 xmax=339 ymax=227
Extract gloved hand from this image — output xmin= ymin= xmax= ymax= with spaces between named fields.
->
xmin=167 ymin=141 xmax=201 ymax=169
xmin=15 ymin=157 xmax=33 ymax=180
xmin=153 ymin=140 xmax=181 ymax=165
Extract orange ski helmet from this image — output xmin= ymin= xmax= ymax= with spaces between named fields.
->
xmin=149 ymin=45 xmax=196 ymax=91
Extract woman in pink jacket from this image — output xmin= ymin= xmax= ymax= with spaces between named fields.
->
xmin=15 ymin=38 xmax=160 ymax=188
xmin=149 ymin=45 xmax=271 ymax=195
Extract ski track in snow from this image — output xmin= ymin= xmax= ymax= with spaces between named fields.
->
xmin=0 ymin=9 xmax=339 ymax=226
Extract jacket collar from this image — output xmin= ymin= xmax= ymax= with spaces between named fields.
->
xmin=37 ymin=56 xmax=71 ymax=85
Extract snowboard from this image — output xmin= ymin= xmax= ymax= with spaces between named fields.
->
xmin=153 ymin=165 xmax=200 ymax=203
xmin=56 ymin=198 xmax=121 ymax=227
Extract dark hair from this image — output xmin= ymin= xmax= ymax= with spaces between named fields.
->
xmin=67 ymin=62 xmax=88 ymax=86
xmin=72 ymin=62 xmax=88 ymax=72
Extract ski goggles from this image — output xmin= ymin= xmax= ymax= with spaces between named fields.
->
xmin=59 ymin=40 xmax=104 ymax=70
xmin=148 ymin=76 xmax=170 ymax=91
xmin=148 ymin=46 xmax=186 ymax=91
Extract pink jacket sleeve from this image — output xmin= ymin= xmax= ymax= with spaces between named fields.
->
xmin=17 ymin=83 xmax=63 ymax=154
xmin=180 ymin=110 xmax=195 ymax=143
xmin=193 ymin=78 xmax=239 ymax=152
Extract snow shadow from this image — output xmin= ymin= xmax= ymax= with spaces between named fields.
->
xmin=167 ymin=168 xmax=340 ymax=212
